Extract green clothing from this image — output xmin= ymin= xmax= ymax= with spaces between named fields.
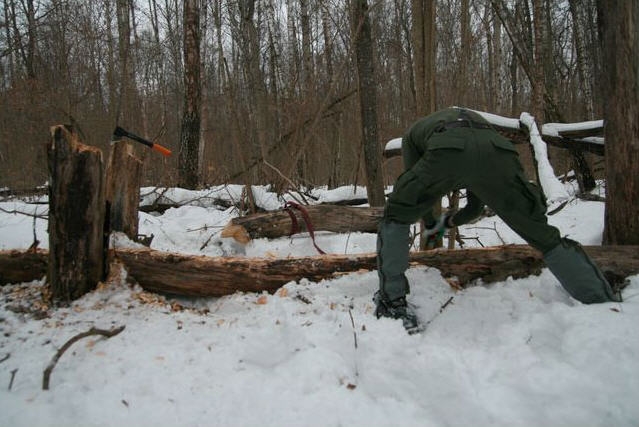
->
xmin=377 ymin=107 xmax=618 ymax=305
xmin=386 ymin=107 xmax=559 ymax=253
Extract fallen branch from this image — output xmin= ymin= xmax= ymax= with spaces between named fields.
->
xmin=9 ymin=368 xmax=17 ymax=391
xmin=42 ymin=325 xmax=125 ymax=390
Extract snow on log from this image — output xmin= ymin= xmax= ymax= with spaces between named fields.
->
xmin=384 ymin=111 xmax=606 ymax=158
xmin=519 ymin=113 xmax=570 ymax=202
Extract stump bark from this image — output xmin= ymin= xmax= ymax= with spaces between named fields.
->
xmin=105 ymin=141 xmax=142 ymax=239
xmin=47 ymin=125 xmax=106 ymax=303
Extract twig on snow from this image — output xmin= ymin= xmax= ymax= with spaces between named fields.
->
xmin=424 ymin=296 xmax=455 ymax=329
xmin=8 ymin=368 xmax=17 ymax=390
xmin=347 ymin=309 xmax=359 ymax=387
xmin=42 ymin=325 xmax=125 ymax=390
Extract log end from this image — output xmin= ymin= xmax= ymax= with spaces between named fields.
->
xmin=221 ymin=223 xmax=251 ymax=244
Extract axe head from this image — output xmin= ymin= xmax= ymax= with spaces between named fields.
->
xmin=111 ymin=126 xmax=130 ymax=145
xmin=111 ymin=126 xmax=128 ymax=143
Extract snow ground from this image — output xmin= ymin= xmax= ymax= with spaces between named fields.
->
xmin=1 ymin=182 xmax=637 ymax=427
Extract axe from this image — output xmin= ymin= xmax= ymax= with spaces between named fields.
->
xmin=112 ymin=126 xmax=172 ymax=157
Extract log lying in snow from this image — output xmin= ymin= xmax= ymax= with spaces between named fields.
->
xmin=3 ymin=246 xmax=637 ymax=297
xmin=225 ymin=205 xmax=384 ymax=240
xmin=0 ymin=250 xmax=48 ymax=285
xmin=115 ymin=245 xmax=638 ymax=297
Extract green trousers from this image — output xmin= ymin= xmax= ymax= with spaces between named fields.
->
xmin=385 ymin=126 xmax=560 ymax=252
xmin=378 ymin=110 xmax=616 ymax=304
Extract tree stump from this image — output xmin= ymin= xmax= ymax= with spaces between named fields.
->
xmin=105 ymin=141 xmax=142 ymax=239
xmin=47 ymin=125 xmax=106 ymax=303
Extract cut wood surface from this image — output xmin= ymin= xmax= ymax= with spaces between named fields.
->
xmin=227 ymin=205 xmax=384 ymax=240
xmin=3 ymin=246 xmax=637 ymax=297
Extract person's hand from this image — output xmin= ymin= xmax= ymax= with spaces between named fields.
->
xmin=424 ymin=213 xmax=452 ymax=249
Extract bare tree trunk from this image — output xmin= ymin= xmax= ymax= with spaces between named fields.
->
xmin=352 ymin=0 xmax=385 ymax=207
xmin=286 ymin=0 xmax=301 ymax=95
xmin=115 ymin=0 xmax=132 ymax=124
xmin=424 ymin=0 xmax=437 ymax=113
xmin=411 ymin=0 xmax=426 ymax=114
xmin=300 ymin=0 xmax=313 ymax=93
xmin=178 ymin=0 xmax=201 ymax=189
xmin=239 ymin=0 xmax=268 ymax=182
xmin=599 ymin=0 xmax=639 ymax=245
xmin=485 ymin=1 xmax=504 ymax=113
xmin=567 ymin=0 xmax=597 ymax=194
xmin=459 ymin=0 xmax=470 ymax=105
xmin=2 ymin=0 xmax=16 ymax=83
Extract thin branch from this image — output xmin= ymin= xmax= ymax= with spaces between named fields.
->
xmin=8 ymin=369 xmax=17 ymax=391
xmin=0 ymin=206 xmax=48 ymax=219
xmin=42 ymin=326 xmax=125 ymax=390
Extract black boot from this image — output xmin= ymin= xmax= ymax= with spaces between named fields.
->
xmin=374 ymin=292 xmax=420 ymax=332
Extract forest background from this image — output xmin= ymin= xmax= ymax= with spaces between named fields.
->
xmin=0 ymin=0 xmax=606 ymax=188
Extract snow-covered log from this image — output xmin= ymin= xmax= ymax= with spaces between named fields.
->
xmin=519 ymin=113 xmax=570 ymax=202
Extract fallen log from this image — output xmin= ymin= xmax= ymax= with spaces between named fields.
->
xmin=3 ymin=246 xmax=637 ymax=297
xmin=114 ymin=245 xmax=638 ymax=297
xmin=0 ymin=250 xmax=48 ymax=285
xmin=225 ymin=205 xmax=384 ymax=240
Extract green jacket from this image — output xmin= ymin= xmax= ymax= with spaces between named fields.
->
xmin=399 ymin=108 xmax=493 ymax=227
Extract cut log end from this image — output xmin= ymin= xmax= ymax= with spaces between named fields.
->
xmin=221 ymin=223 xmax=251 ymax=244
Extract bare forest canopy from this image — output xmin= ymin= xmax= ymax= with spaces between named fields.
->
xmin=1 ymin=0 xmax=605 ymax=191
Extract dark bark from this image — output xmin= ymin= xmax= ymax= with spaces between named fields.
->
xmin=105 ymin=141 xmax=142 ymax=239
xmin=178 ymin=0 xmax=201 ymax=189
xmin=47 ymin=126 xmax=106 ymax=303
xmin=116 ymin=245 xmax=639 ymax=297
xmin=352 ymin=0 xmax=385 ymax=207
xmin=226 ymin=205 xmax=384 ymax=240
xmin=598 ymin=0 xmax=639 ymax=244
xmin=0 ymin=250 xmax=47 ymax=285
xmin=4 ymin=245 xmax=638 ymax=294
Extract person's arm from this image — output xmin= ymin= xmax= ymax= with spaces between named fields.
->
xmin=449 ymin=191 xmax=484 ymax=226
